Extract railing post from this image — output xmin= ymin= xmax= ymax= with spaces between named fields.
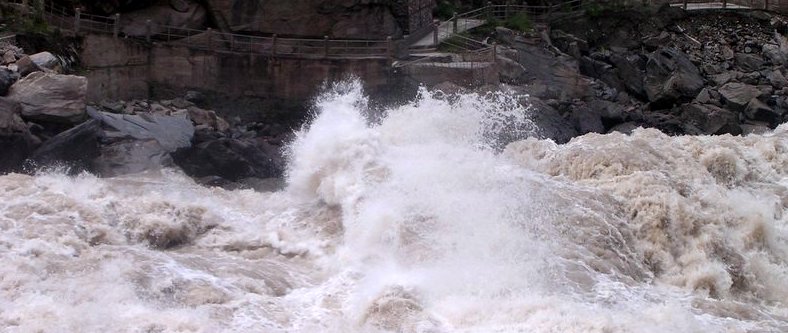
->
xmin=491 ymin=42 xmax=497 ymax=63
xmin=452 ymin=12 xmax=458 ymax=33
xmin=74 ymin=8 xmax=81 ymax=35
xmin=272 ymin=34 xmax=277 ymax=57
xmin=682 ymin=0 xmax=688 ymax=10
xmin=765 ymin=0 xmax=769 ymax=10
xmin=487 ymin=2 xmax=493 ymax=21
xmin=432 ymin=19 xmax=440 ymax=46
xmin=207 ymin=28 xmax=213 ymax=51
xmin=145 ymin=19 xmax=152 ymax=42
xmin=113 ymin=13 xmax=121 ymax=38
xmin=723 ymin=0 xmax=727 ymax=8
xmin=324 ymin=35 xmax=329 ymax=57
xmin=386 ymin=36 xmax=393 ymax=63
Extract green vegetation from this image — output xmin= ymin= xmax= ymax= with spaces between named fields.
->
xmin=435 ymin=1 xmax=458 ymax=20
xmin=503 ymin=12 xmax=532 ymax=32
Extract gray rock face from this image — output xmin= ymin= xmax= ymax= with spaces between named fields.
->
xmin=734 ymin=53 xmax=765 ymax=72
xmin=172 ymin=135 xmax=282 ymax=181
xmin=206 ymin=0 xmax=405 ymax=39
xmin=761 ymin=44 xmax=785 ymax=65
xmin=87 ymin=108 xmax=194 ymax=152
xmin=644 ymin=48 xmax=704 ymax=107
xmin=27 ymin=119 xmax=102 ymax=172
xmin=28 ymin=52 xmax=60 ymax=71
xmin=718 ymin=82 xmax=761 ymax=112
xmin=767 ymin=69 xmax=788 ymax=89
xmin=121 ymin=1 xmax=207 ymax=36
xmin=7 ymin=72 xmax=87 ymax=123
xmin=0 ymin=97 xmax=38 ymax=173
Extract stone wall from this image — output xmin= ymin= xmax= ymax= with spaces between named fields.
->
xmin=79 ymin=35 xmax=394 ymax=103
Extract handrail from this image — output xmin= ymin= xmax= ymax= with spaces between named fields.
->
xmin=11 ymin=0 xmax=396 ymax=59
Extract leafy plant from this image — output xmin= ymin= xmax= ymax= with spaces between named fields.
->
xmin=503 ymin=12 xmax=532 ymax=32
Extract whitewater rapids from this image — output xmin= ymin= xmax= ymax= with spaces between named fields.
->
xmin=0 ymin=81 xmax=786 ymax=332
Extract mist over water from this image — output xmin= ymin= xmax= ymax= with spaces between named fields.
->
xmin=1 ymin=80 xmax=786 ymax=332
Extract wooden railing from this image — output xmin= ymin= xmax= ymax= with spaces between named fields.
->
xmin=6 ymin=0 xmax=396 ymax=59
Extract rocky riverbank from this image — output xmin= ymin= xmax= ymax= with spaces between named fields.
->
xmin=0 ymin=43 xmax=287 ymax=189
xmin=490 ymin=5 xmax=788 ymax=141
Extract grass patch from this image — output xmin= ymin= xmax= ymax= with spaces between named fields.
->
xmin=503 ymin=12 xmax=532 ymax=32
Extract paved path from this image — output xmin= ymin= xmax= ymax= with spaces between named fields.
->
xmin=410 ymin=18 xmax=486 ymax=48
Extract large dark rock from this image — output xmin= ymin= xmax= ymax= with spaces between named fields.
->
xmin=579 ymin=56 xmax=624 ymax=93
xmin=644 ymin=48 xmax=704 ymax=107
xmin=609 ymin=53 xmax=646 ymax=97
xmin=87 ymin=108 xmax=195 ymax=176
xmin=27 ymin=120 xmax=102 ymax=172
xmin=173 ymin=132 xmax=282 ymax=182
xmin=0 ymin=97 xmax=38 ymax=173
xmin=680 ymin=103 xmax=742 ymax=135
xmin=718 ymin=82 xmax=762 ymax=112
xmin=744 ymin=98 xmax=782 ymax=127
xmin=122 ymin=0 xmax=207 ymax=36
xmin=0 ymin=67 xmax=17 ymax=96
xmin=7 ymin=72 xmax=87 ymax=124
xmin=569 ymin=103 xmax=605 ymax=135
xmin=14 ymin=56 xmax=41 ymax=77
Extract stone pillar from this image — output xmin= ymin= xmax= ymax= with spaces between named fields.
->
xmin=113 ymin=13 xmax=121 ymax=38
xmin=452 ymin=12 xmax=458 ymax=33
xmin=433 ymin=19 xmax=440 ymax=46
xmin=272 ymin=34 xmax=277 ymax=57
xmin=74 ymin=8 xmax=81 ymax=35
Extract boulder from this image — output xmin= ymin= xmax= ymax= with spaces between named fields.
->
xmin=579 ymin=56 xmax=624 ymax=92
xmin=496 ymin=26 xmax=517 ymax=45
xmin=0 ymin=67 xmax=17 ymax=96
xmin=87 ymin=108 xmax=195 ymax=152
xmin=719 ymin=82 xmax=762 ymax=112
xmin=761 ymin=44 xmax=785 ymax=65
xmin=172 ymin=135 xmax=283 ymax=182
xmin=7 ymin=72 xmax=87 ymax=123
xmin=14 ymin=56 xmax=41 ymax=77
xmin=767 ymin=69 xmax=788 ymax=89
xmin=744 ymin=98 xmax=782 ymax=126
xmin=734 ymin=53 xmax=765 ymax=72
xmin=569 ymin=103 xmax=605 ymax=134
xmin=680 ymin=103 xmax=742 ymax=135
xmin=2 ymin=50 xmax=15 ymax=65
xmin=27 ymin=120 xmax=102 ymax=172
xmin=609 ymin=53 xmax=646 ymax=97
xmin=0 ymin=97 xmax=38 ymax=173
xmin=187 ymin=106 xmax=230 ymax=132
xmin=644 ymin=48 xmax=704 ymax=107
xmin=28 ymin=52 xmax=60 ymax=71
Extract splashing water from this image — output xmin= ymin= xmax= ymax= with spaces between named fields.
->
xmin=0 ymin=80 xmax=786 ymax=332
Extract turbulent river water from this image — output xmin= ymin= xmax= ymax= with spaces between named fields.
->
xmin=1 ymin=81 xmax=787 ymax=332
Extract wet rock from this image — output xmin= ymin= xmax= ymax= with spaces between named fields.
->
xmin=719 ymin=82 xmax=761 ymax=112
xmin=27 ymin=119 xmax=102 ymax=172
xmin=580 ymin=56 xmax=624 ymax=92
xmin=644 ymin=48 xmax=704 ymax=107
xmin=7 ymin=72 xmax=87 ymax=123
xmin=570 ymin=103 xmax=605 ymax=134
xmin=680 ymin=103 xmax=742 ymax=135
xmin=744 ymin=98 xmax=782 ymax=126
xmin=2 ymin=50 xmax=15 ymax=65
xmin=172 ymin=135 xmax=283 ymax=182
xmin=0 ymin=97 xmax=38 ymax=173
xmin=0 ymin=67 xmax=17 ymax=96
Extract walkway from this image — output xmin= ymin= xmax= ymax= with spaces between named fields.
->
xmin=670 ymin=2 xmax=750 ymax=9
xmin=410 ymin=18 xmax=486 ymax=48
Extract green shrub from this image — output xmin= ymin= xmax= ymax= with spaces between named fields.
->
xmin=504 ymin=12 xmax=532 ymax=32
